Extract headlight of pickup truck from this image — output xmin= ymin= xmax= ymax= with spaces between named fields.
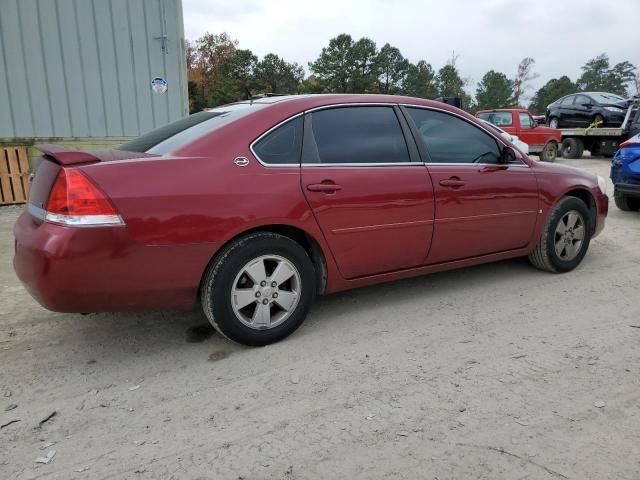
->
xmin=597 ymin=175 xmax=607 ymax=194
xmin=604 ymin=106 xmax=623 ymax=112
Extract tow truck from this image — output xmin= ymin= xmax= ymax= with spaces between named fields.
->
xmin=557 ymin=97 xmax=640 ymax=159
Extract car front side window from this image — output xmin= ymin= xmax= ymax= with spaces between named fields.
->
xmin=308 ymin=106 xmax=411 ymax=164
xmin=406 ymin=108 xmax=502 ymax=164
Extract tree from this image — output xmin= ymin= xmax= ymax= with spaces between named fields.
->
xmin=349 ymin=37 xmax=379 ymax=92
xmin=475 ymin=70 xmax=514 ymax=110
xmin=376 ymin=43 xmax=409 ymax=94
xmin=210 ymin=48 xmax=259 ymax=105
xmin=577 ymin=54 xmax=637 ymax=95
xmin=512 ymin=57 xmax=539 ymax=107
xmin=403 ymin=60 xmax=438 ymax=99
xmin=309 ymin=34 xmax=357 ymax=93
xmin=528 ymin=76 xmax=578 ymax=114
xmin=255 ymin=53 xmax=304 ymax=94
xmin=435 ymin=56 xmax=471 ymax=109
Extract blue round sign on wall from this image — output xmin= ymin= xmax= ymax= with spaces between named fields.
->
xmin=151 ymin=77 xmax=168 ymax=94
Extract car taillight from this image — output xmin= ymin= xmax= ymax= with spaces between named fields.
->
xmin=29 ymin=169 xmax=123 ymax=226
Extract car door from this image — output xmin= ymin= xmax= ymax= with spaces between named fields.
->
xmin=301 ymin=105 xmax=435 ymax=279
xmin=573 ymin=94 xmax=593 ymax=126
xmin=402 ymin=106 xmax=539 ymax=264
xmin=518 ymin=111 xmax=543 ymax=150
xmin=557 ymin=95 xmax=576 ymax=125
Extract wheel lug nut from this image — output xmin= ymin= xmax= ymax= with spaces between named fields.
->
xmin=260 ymin=281 xmax=266 ymax=287
xmin=262 ymin=299 xmax=269 ymax=305
xmin=271 ymin=281 xmax=277 ymax=287
xmin=273 ymin=292 xmax=278 ymax=298
xmin=255 ymin=291 xmax=261 ymax=297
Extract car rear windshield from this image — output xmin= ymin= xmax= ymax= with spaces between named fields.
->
xmin=117 ymin=103 xmax=262 ymax=154
xmin=476 ymin=112 xmax=512 ymax=127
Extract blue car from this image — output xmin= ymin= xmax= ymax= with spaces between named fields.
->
xmin=611 ymin=132 xmax=640 ymax=211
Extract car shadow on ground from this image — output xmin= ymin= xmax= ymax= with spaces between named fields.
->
xmin=42 ymin=257 xmax=535 ymax=360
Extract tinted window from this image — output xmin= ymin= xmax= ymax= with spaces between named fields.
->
xmin=309 ymin=107 xmax=410 ymax=164
xmin=519 ymin=112 xmax=534 ymax=128
xmin=118 ymin=103 xmax=260 ymax=154
xmin=476 ymin=111 xmax=513 ymax=126
xmin=407 ymin=108 xmax=502 ymax=164
xmin=560 ymin=95 xmax=575 ymax=105
xmin=252 ymin=116 xmax=303 ymax=164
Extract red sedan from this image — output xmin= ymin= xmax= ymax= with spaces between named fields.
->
xmin=13 ymin=95 xmax=609 ymax=346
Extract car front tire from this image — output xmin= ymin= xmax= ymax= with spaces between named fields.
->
xmin=201 ymin=232 xmax=316 ymax=346
xmin=528 ymin=196 xmax=592 ymax=273
xmin=549 ymin=117 xmax=559 ymax=129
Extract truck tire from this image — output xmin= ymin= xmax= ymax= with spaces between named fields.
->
xmin=614 ymin=190 xmax=640 ymax=211
xmin=561 ymin=138 xmax=584 ymax=159
xmin=538 ymin=141 xmax=558 ymax=162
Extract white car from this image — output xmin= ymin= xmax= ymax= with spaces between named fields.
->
xmin=479 ymin=119 xmax=530 ymax=155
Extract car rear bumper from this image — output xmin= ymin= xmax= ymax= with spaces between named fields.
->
xmin=13 ymin=210 xmax=216 ymax=313
xmin=614 ymin=182 xmax=640 ymax=197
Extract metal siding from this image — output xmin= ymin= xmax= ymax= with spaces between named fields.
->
xmin=1 ymin=0 xmax=34 ymax=137
xmin=0 ymin=0 xmax=186 ymax=139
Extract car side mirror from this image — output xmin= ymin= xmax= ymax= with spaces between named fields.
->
xmin=499 ymin=146 xmax=517 ymax=164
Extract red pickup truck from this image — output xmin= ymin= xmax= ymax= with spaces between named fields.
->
xmin=476 ymin=108 xmax=562 ymax=161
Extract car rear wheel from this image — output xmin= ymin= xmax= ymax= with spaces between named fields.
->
xmin=561 ymin=137 xmax=584 ymax=159
xmin=548 ymin=117 xmax=559 ymax=129
xmin=528 ymin=196 xmax=592 ymax=273
xmin=201 ymin=232 xmax=316 ymax=346
xmin=614 ymin=190 xmax=640 ymax=211
xmin=538 ymin=141 xmax=557 ymax=162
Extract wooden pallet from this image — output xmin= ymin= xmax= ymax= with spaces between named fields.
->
xmin=0 ymin=146 xmax=30 ymax=205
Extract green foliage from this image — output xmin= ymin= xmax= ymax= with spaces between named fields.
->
xmin=528 ymin=76 xmax=578 ymax=114
xmin=475 ymin=70 xmax=514 ymax=110
xmin=255 ymin=53 xmax=304 ymax=94
xmin=577 ymin=53 xmax=637 ymax=95
xmin=436 ymin=62 xmax=471 ymax=110
xmin=186 ymin=32 xmax=637 ymax=115
xmin=403 ymin=61 xmax=438 ymax=99
xmin=376 ymin=43 xmax=409 ymax=94
xmin=308 ymin=34 xmax=357 ymax=93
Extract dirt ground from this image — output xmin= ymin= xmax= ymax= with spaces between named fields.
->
xmin=1 ymin=157 xmax=639 ymax=480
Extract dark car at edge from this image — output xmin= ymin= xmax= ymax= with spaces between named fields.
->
xmin=546 ymin=92 xmax=630 ymax=128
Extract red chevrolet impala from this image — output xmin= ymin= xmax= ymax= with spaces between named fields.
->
xmin=13 ymin=95 xmax=608 ymax=345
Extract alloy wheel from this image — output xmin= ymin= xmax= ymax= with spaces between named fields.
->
xmin=554 ymin=210 xmax=585 ymax=261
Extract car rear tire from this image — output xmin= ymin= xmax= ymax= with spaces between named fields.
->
xmin=549 ymin=117 xmax=559 ymax=129
xmin=538 ymin=141 xmax=558 ymax=162
xmin=561 ymin=137 xmax=584 ymax=159
xmin=528 ymin=196 xmax=592 ymax=273
xmin=614 ymin=190 xmax=640 ymax=211
xmin=201 ymin=232 xmax=316 ymax=346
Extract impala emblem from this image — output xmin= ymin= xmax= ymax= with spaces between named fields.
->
xmin=234 ymin=157 xmax=250 ymax=167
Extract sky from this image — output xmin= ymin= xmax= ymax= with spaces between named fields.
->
xmin=182 ymin=0 xmax=639 ymax=101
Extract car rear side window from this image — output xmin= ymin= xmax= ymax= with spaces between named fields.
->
xmin=560 ymin=95 xmax=575 ymax=105
xmin=308 ymin=106 xmax=411 ymax=164
xmin=252 ymin=116 xmax=303 ymax=165
xmin=407 ymin=108 xmax=502 ymax=164
xmin=476 ymin=111 xmax=512 ymax=126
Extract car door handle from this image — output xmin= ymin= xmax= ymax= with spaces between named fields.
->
xmin=306 ymin=182 xmax=343 ymax=192
xmin=439 ymin=177 xmax=465 ymax=188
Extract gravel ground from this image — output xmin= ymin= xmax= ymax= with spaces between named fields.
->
xmin=1 ymin=157 xmax=639 ymax=480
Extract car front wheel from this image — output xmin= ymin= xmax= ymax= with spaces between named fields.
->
xmin=528 ymin=196 xmax=592 ymax=273
xmin=549 ymin=117 xmax=559 ymax=129
xmin=201 ymin=232 xmax=316 ymax=346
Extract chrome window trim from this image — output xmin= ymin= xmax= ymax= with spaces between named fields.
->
xmin=399 ymin=103 xmax=530 ymax=168
xmin=249 ymin=101 xmax=530 ymax=168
